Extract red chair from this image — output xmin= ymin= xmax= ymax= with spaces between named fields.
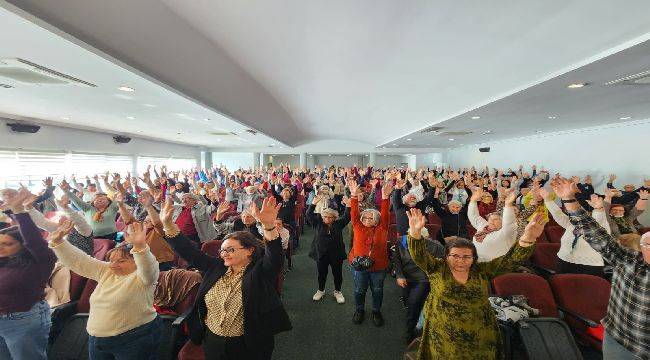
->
xmin=639 ymin=227 xmax=650 ymax=235
xmin=424 ymin=224 xmax=441 ymax=241
xmin=201 ymin=240 xmax=224 ymax=258
xmin=530 ymin=243 xmax=560 ymax=277
xmin=427 ymin=213 xmax=441 ymax=225
xmin=550 ymin=274 xmax=610 ymax=350
xmin=544 ymin=225 xmax=565 ymax=244
xmin=466 ymin=224 xmax=477 ymax=240
xmin=492 ymin=273 xmax=559 ymax=318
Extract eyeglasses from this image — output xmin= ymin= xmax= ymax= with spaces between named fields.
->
xmin=219 ymin=247 xmax=245 ymax=256
xmin=447 ymin=254 xmax=474 ymax=261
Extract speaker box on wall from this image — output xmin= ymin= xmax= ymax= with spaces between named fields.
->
xmin=6 ymin=122 xmax=40 ymax=133
xmin=113 ymin=135 xmax=132 ymax=144
xmin=479 ymin=147 xmax=490 ymax=153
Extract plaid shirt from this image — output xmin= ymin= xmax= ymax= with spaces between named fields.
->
xmin=568 ymin=207 xmax=649 ymax=359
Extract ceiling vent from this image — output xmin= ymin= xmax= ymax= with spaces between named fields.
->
xmin=0 ymin=83 xmax=13 ymax=89
xmin=245 ymin=129 xmax=258 ymax=135
xmin=0 ymin=58 xmax=97 ymax=87
xmin=439 ymin=131 xmax=473 ymax=136
xmin=419 ymin=126 xmax=444 ymax=133
xmin=604 ymin=70 xmax=650 ymax=86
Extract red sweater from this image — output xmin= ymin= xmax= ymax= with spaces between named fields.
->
xmin=349 ymin=198 xmax=390 ymax=271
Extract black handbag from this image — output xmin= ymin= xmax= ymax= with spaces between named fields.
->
xmin=350 ymin=234 xmax=375 ymax=271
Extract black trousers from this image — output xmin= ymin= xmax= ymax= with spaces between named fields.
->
xmin=317 ymin=255 xmax=343 ymax=291
xmin=203 ymin=330 xmax=274 ymax=360
xmin=405 ymin=281 xmax=430 ymax=332
xmin=556 ymin=257 xmax=605 ymax=278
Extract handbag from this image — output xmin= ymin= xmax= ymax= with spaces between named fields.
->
xmin=350 ymin=231 xmax=375 ymax=271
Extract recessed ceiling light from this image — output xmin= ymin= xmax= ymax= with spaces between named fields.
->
xmin=142 ymin=103 xmax=156 ymax=107
xmin=471 ymin=116 xmax=481 ymax=120
xmin=482 ymin=130 xmax=492 ymax=135
xmin=126 ymin=116 xmax=136 ymax=120
xmin=406 ymin=138 xmax=412 ymax=141
xmin=309 ymin=154 xmax=313 ymax=156
xmin=383 ymin=155 xmax=387 ymax=157
xmin=328 ymin=154 xmax=332 ymax=157
xmin=547 ymin=116 xmax=557 ymax=119
xmin=364 ymin=154 xmax=369 ymax=157
xmin=448 ymin=138 xmax=455 ymax=141
xmin=216 ymin=139 xmax=222 ymax=142
xmin=204 ymin=118 xmax=210 ymax=122
xmin=137 ymin=130 xmax=143 ymax=133
xmin=619 ymin=116 xmax=631 ymax=120
xmin=60 ymin=116 xmax=71 ymax=120
xmin=567 ymin=83 xmax=586 ymax=89
xmin=118 ymin=86 xmax=135 ymax=92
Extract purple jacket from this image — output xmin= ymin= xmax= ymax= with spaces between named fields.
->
xmin=0 ymin=213 xmax=56 ymax=313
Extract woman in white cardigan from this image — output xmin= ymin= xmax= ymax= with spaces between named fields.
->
xmin=48 ymin=220 xmax=161 ymax=360
xmin=467 ymin=188 xmax=518 ymax=262
xmin=540 ymin=188 xmax=607 ymax=277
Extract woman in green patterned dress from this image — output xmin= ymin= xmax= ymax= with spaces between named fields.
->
xmin=406 ymin=208 xmax=546 ymax=360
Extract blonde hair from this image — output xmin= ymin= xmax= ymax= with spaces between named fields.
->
xmin=617 ymin=233 xmax=641 ymax=252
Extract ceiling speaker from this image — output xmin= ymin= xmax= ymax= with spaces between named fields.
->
xmin=113 ymin=135 xmax=132 ymax=144
xmin=479 ymin=147 xmax=490 ymax=153
xmin=6 ymin=122 xmax=40 ymax=133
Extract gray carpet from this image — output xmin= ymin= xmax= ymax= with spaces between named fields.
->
xmin=273 ymin=226 xmax=407 ymax=360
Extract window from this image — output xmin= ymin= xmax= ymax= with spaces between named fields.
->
xmin=0 ymin=150 xmax=67 ymax=190
xmin=68 ymin=153 xmax=133 ymax=178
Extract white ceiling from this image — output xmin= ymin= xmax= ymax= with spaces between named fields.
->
xmin=4 ymin=0 xmax=650 ymax=152
xmin=0 ymin=3 xmax=280 ymax=149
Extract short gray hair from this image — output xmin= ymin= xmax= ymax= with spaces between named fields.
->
xmin=321 ymin=208 xmax=339 ymax=219
xmin=360 ymin=209 xmax=381 ymax=225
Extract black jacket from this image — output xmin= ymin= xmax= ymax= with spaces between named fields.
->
xmin=306 ymin=204 xmax=351 ymax=261
xmin=394 ymin=236 xmax=445 ymax=282
xmin=165 ymin=232 xmax=292 ymax=350
xmin=391 ymin=187 xmax=432 ymax=235
xmin=430 ymin=198 xmax=470 ymax=240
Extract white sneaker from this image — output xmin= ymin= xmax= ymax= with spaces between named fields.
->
xmin=313 ymin=290 xmax=325 ymax=301
xmin=333 ymin=291 xmax=345 ymax=304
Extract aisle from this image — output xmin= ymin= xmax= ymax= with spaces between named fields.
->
xmin=274 ymin=226 xmax=407 ymax=360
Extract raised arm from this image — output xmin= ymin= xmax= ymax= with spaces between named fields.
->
xmin=553 ymin=177 xmax=638 ymax=265
xmin=251 ymin=197 xmax=284 ymax=280
xmin=542 ymin=189 xmax=570 ymax=228
xmin=123 ymin=222 xmax=159 ymax=286
xmin=48 ymin=220 xmax=106 ymax=280
xmin=60 ymin=180 xmax=91 ymax=212
xmin=406 ymin=209 xmax=443 ymax=274
xmin=467 ymin=189 xmax=488 ymax=230
xmin=26 ymin=205 xmax=58 ymax=233
xmin=379 ymin=181 xmax=393 ymax=229
xmin=159 ymin=196 xmax=217 ymax=272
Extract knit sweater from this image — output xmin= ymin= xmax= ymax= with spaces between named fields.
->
xmin=50 ymin=241 xmax=159 ymax=337
xmin=468 ymin=201 xmax=517 ymax=262
xmin=544 ymin=200 xmax=605 ymax=267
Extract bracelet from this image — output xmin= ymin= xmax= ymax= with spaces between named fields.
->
xmin=560 ymin=198 xmax=577 ymax=204
xmin=641 ymin=198 xmax=649 ymax=201
xmin=263 ymin=226 xmax=277 ymax=231
xmin=163 ymin=225 xmax=181 ymax=238
xmin=520 ymin=241 xmax=535 ymax=245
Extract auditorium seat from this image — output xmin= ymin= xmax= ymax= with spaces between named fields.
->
xmin=201 ymin=240 xmax=224 ymax=258
xmin=544 ymin=225 xmax=565 ymax=244
xmin=550 ymin=274 xmax=610 ymax=350
xmin=93 ymin=238 xmax=116 ymax=261
xmin=427 ymin=213 xmax=441 ymax=225
xmin=466 ymin=224 xmax=477 ymax=240
xmin=530 ymin=243 xmax=560 ymax=278
xmin=492 ymin=273 xmax=559 ymax=318
xmin=424 ymin=224 xmax=441 ymax=242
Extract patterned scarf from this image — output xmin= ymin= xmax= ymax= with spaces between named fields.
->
xmin=612 ymin=216 xmax=634 ymax=234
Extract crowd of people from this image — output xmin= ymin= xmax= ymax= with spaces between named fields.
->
xmin=0 ymin=162 xmax=648 ymax=359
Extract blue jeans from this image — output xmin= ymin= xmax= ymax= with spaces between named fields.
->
xmin=350 ymin=267 xmax=387 ymax=313
xmin=88 ymin=316 xmax=162 ymax=360
xmin=0 ymin=300 xmax=51 ymax=360
xmin=602 ymin=331 xmax=638 ymax=360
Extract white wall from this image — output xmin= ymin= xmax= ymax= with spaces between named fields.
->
xmin=0 ymin=120 xmax=201 ymax=159
xmin=312 ymin=155 xmax=366 ymax=168
xmin=447 ymin=120 xmax=650 ymax=224
xmin=213 ymin=152 xmax=254 ymax=170
xmin=374 ymin=155 xmax=409 ymax=168
xmin=265 ymin=154 xmax=300 ymax=168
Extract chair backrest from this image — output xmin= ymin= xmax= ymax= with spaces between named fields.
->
xmin=549 ymin=274 xmax=610 ymax=323
xmin=427 ymin=213 xmax=441 ymax=225
xmin=531 ymin=243 xmax=560 ymax=272
xmin=424 ymin=224 xmax=441 ymax=241
xmin=466 ymin=224 xmax=477 ymax=240
xmin=77 ymin=280 xmax=98 ymax=313
xmin=156 ymin=270 xmax=202 ymax=315
xmin=492 ymin=273 xmax=559 ymax=318
xmin=68 ymin=272 xmax=87 ymax=302
xmin=544 ymin=225 xmax=565 ymax=244
xmin=201 ymin=240 xmax=224 ymax=258
xmin=93 ymin=239 xmax=116 ymax=261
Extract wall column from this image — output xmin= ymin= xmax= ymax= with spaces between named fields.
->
xmin=369 ymin=152 xmax=377 ymax=167
xmin=299 ymin=152 xmax=307 ymax=169
xmin=252 ymin=152 xmax=260 ymax=170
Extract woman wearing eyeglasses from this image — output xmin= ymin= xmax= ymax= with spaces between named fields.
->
xmin=406 ymin=208 xmax=545 ymax=360
xmin=159 ymin=196 xmax=291 ymax=360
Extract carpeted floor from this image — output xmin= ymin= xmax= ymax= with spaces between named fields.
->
xmin=273 ymin=226 xmax=407 ymax=360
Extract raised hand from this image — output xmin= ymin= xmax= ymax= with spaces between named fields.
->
xmin=552 ymin=177 xmax=578 ymax=200
xmin=609 ymin=174 xmax=617 ymax=182
xmin=406 ymin=208 xmax=427 ymax=239
xmin=43 ymin=177 xmax=53 ymax=187
xmin=47 ymin=219 xmax=74 ymax=246
xmin=56 ymin=195 xmax=71 ymax=210
xmin=520 ymin=213 xmax=547 ymax=245
xmin=587 ymin=194 xmax=604 ymax=210
xmin=124 ymin=222 xmax=148 ymax=251
xmin=22 ymin=193 xmax=39 ymax=210
xmin=159 ymin=196 xmax=175 ymax=227
xmin=538 ymin=188 xmax=553 ymax=201
xmin=381 ymin=180 xmax=394 ymax=199
xmin=347 ymin=180 xmax=360 ymax=198
xmin=638 ymin=189 xmax=649 ymax=200
xmin=470 ymin=187 xmax=484 ymax=202
xmin=251 ymin=197 xmax=281 ymax=229
xmin=215 ymin=202 xmax=231 ymax=221
xmin=5 ymin=187 xmax=31 ymax=213
xmin=59 ymin=179 xmax=71 ymax=191
xmin=505 ymin=189 xmax=518 ymax=206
